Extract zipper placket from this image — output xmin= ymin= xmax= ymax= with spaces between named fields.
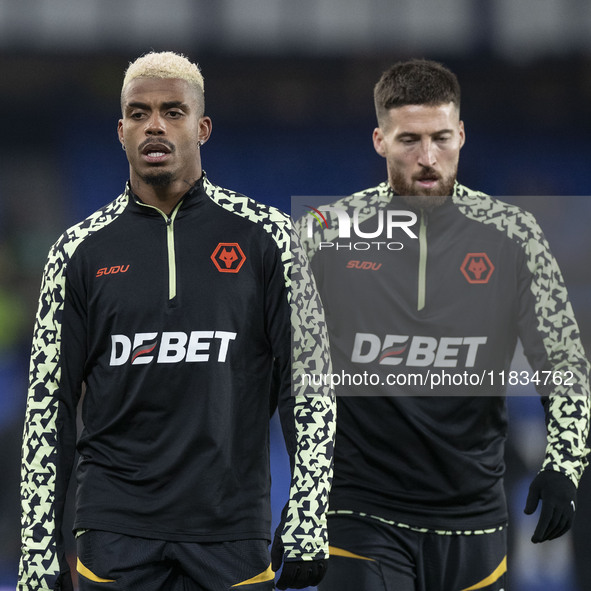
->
xmin=136 ymin=200 xmax=183 ymax=301
xmin=164 ymin=207 xmax=181 ymax=300
xmin=417 ymin=210 xmax=428 ymax=311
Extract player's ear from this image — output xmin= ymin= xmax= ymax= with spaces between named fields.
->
xmin=117 ymin=120 xmax=124 ymax=147
xmin=198 ymin=116 xmax=212 ymax=146
xmin=373 ymin=127 xmax=387 ymax=158
xmin=459 ymin=120 xmax=466 ymax=150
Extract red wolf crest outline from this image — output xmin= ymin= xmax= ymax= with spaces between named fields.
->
xmin=211 ymin=243 xmax=246 ymax=273
xmin=460 ymin=252 xmax=494 ymax=284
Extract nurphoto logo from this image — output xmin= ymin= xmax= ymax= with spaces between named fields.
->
xmin=295 ymin=197 xmax=419 ymax=252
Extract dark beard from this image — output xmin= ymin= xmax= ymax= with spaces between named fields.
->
xmin=142 ymin=171 xmax=173 ymax=187
xmin=391 ymin=167 xmax=456 ymax=211
xmin=399 ymin=193 xmax=449 ymax=211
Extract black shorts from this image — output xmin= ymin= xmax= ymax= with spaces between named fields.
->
xmin=319 ymin=512 xmax=507 ymax=591
xmin=76 ymin=530 xmax=274 ymax=591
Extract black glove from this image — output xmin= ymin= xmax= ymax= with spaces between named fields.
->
xmin=271 ymin=530 xmax=328 ymax=589
xmin=524 ymin=470 xmax=577 ymax=543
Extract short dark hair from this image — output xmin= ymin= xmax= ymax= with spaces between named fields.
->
xmin=374 ymin=59 xmax=461 ymax=127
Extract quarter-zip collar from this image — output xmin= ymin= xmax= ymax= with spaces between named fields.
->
xmin=123 ymin=173 xmax=208 ymax=304
xmin=125 ymin=173 xmax=207 ymax=218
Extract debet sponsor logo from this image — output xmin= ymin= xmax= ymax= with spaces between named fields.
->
xmin=109 ymin=330 xmax=237 ymax=365
xmin=351 ymin=333 xmax=487 ymax=368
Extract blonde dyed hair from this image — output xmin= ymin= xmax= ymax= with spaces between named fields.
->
xmin=121 ymin=51 xmax=205 ymax=114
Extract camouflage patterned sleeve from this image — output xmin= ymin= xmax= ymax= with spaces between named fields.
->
xmin=517 ymin=216 xmax=590 ymax=486
xmin=277 ymin=223 xmax=335 ymax=562
xmin=455 ymin=186 xmax=590 ymax=487
xmin=19 ymin=195 xmax=128 ymax=591
xmin=18 ymin=238 xmax=81 ymax=591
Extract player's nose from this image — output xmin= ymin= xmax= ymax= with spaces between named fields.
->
xmin=417 ymin=139 xmax=436 ymax=167
xmin=145 ymin=113 xmax=166 ymax=135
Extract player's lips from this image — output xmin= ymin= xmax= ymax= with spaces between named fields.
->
xmin=415 ymin=176 xmax=439 ymax=188
xmin=140 ymin=141 xmax=173 ymax=164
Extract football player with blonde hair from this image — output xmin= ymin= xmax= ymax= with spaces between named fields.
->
xmin=18 ymin=51 xmax=335 ymax=591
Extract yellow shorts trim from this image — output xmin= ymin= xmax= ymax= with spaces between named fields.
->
xmin=460 ymin=555 xmax=507 ymax=591
xmin=76 ymin=558 xmax=116 ymax=583
xmin=231 ymin=562 xmax=275 ymax=587
xmin=329 ymin=545 xmax=375 ymax=561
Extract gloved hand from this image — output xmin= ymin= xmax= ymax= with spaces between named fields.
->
xmin=271 ymin=531 xmax=328 ymax=589
xmin=524 ymin=470 xmax=577 ymax=543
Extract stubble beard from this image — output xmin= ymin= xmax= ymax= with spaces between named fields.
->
xmin=391 ymin=166 xmax=457 ymax=211
xmin=141 ymin=171 xmax=174 ymax=187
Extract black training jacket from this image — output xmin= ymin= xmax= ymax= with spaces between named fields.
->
xmin=19 ymin=174 xmax=335 ymax=590
xmin=297 ymin=181 xmax=589 ymax=532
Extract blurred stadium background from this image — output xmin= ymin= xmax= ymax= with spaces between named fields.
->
xmin=1 ymin=1 xmax=591 ymax=589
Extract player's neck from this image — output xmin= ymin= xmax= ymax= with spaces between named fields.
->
xmin=130 ymin=175 xmax=199 ymax=216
